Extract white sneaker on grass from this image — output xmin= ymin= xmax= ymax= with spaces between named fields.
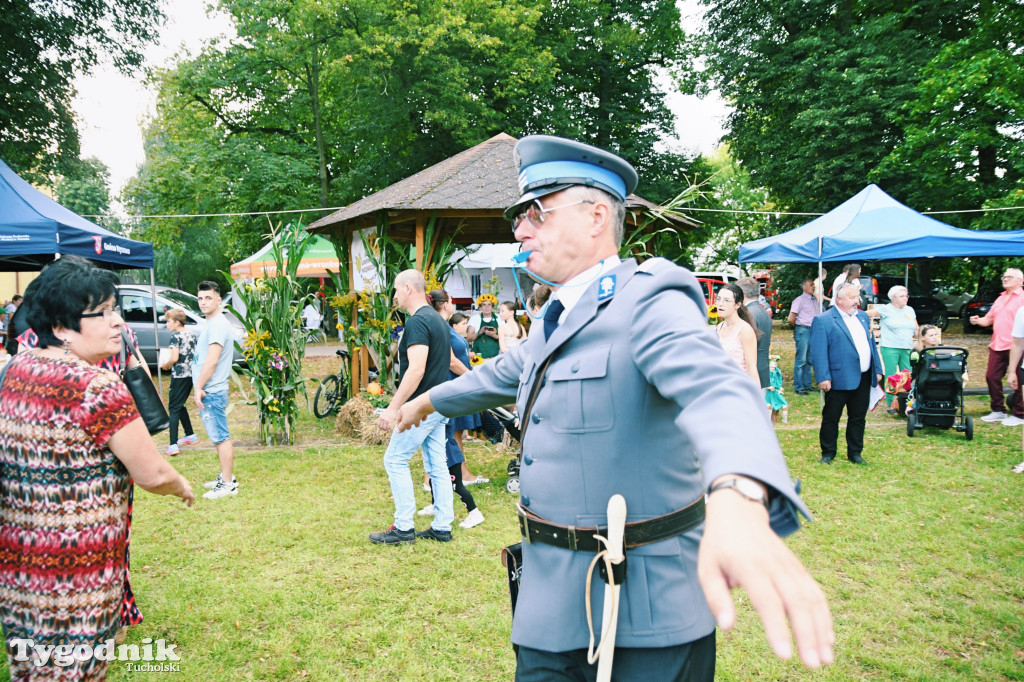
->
xmin=1012 ymin=461 xmax=1024 ymax=474
xmin=202 ymin=478 xmax=239 ymax=500
xmin=417 ymin=504 xmax=436 ymax=516
xmin=459 ymin=508 xmax=485 ymax=529
xmin=981 ymin=411 xmax=1007 ymax=422
xmin=1002 ymin=415 xmax=1024 ymax=426
xmin=203 ymin=474 xmax=238 ymax=489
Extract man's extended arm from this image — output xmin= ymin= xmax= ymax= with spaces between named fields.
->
xmin=377 ymin=344 xmax=428 ymax=431
xmin=630 ymin=270 xmax=833 ymax=669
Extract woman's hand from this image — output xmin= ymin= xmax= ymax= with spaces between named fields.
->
xmin=179 ymin=477 xmax=195 ymax=507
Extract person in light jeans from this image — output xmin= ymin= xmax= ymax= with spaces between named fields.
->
xmin=371 ymin=270 xmax=455 ymax=544
xmin=383 ymin=411 xmax=453 ymax=531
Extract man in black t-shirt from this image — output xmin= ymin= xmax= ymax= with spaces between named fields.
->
xmin=370 ymin=269 xmax=455 ymax=545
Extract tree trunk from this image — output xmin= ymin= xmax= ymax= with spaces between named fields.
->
xmin=306 ymin=57 xmax=329 ymax=208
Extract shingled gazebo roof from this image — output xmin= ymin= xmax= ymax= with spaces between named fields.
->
xmin=308 ymin=132 xmax=696 ymax=245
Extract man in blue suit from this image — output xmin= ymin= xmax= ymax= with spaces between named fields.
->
xmin=810 ymin=283 xmax=883 ymax=465
xmin=397 ymin=135 xmax=834 ymax=680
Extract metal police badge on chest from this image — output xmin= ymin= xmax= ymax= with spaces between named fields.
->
xmin=597 ymin=274 xmax=616 ymax=301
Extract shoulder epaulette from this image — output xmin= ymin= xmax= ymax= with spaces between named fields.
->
xmin=636 ymin=257 xmax=673 ymax=275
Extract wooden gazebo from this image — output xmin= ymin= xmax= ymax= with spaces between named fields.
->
xmin=308 ymin=132 xmax=696 ymax=386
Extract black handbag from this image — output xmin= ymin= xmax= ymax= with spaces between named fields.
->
xmin=120 ymin=329 xmax=169 ymax=434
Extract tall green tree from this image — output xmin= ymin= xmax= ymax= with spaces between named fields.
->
xmin=131 ymin=0 xmax=556 ymax=260
xmin=686 ymin=145 xmax=790 ymax=271
xmin=526 ymin=0 xmax=693 ymax=202
xmin=873 ymin=0 xmax=1024 ymax=218
xmin=697 ymin=0 xmax=968 ymax=211
xmin=0 ymin=0 xmax=164 ymax=181
xmin=55 ymin=157 xmax=112 ymax=223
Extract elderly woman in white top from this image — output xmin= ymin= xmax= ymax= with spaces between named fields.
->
xmin=866 ymin=284 xmax=918 ymax=415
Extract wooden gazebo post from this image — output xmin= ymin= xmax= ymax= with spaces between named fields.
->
xmin=308 ymin=133 xmax=696 ymax=394
xmin=414 ymin=212 xmax=426 ymax=270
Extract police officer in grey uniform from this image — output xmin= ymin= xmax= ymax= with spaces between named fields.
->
xmin=397 ymin=135 xmax=834 ymax=680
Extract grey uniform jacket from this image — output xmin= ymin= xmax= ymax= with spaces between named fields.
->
xmin=430 ymin=258 xmax=809 ymax=652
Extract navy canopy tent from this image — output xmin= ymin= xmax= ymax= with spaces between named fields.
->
xmin=739 ymin=184 xmax=1024 ymax=264
xmin=0 ymin=158 xmax=153 ymax=270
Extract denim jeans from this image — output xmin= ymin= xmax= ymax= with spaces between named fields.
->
xmin=793 ymin=325 xmax=812 ymax=392
xmin=383 ymin=411 xmax=453 ymax=532
xmin=198 ymin=389 xmax=231 ymax=445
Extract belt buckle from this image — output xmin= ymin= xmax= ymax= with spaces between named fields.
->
xmin=567 ymin=525 xmax=577 ymax=551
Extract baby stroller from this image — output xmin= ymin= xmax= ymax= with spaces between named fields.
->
xmin=906 ymin=346 xmax=972 ymax=440
xmin=485 ymin=406 xmax=523 ymax=493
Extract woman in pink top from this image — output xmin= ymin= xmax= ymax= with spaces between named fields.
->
xmin=716 ymin=283 xmax=761 ymax=384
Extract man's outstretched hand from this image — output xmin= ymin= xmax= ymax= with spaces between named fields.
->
xmin=698 ymin=486 xmax=834 ymax=669
xmin=396 ymin=393 xmax=435 ymax=432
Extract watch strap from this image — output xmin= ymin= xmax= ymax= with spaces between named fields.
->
xmin=708 ymin=478 xmax=768 ymax=508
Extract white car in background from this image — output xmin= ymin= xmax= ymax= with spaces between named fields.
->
xmin=117 ymin=284 xmax=246 ymax=367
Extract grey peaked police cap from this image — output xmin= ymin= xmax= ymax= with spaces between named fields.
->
xmin=504 ymin=135 xmax=639 ymax=220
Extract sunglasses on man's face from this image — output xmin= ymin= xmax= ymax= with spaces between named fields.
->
xmin=510 ymin=198 xmax=595 ymax=233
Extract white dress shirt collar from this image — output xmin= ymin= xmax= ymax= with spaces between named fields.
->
xmin=549 ymin=255 xmax=622 ymax=322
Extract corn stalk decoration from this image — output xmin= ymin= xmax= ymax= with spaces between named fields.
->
xmin=229 ymin=221 xmax=315 ymax=445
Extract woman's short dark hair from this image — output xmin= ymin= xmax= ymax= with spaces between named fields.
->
xmin=24 ymin=256 xmax=119 ymax=348
xmin=427 ymin=289 xmax=449 ymax=313
xmin=450 ymin=312 xmax=468 ymax=327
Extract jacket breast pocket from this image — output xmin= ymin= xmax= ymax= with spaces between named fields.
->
xmin=546 ymin=346 xmax=614 ymax=433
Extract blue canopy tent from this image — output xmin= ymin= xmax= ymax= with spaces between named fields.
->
xmin=739 ymin=184 xmax=1024 ymax=264
xmin=1 ymin=158 xmax=166 ymax=383
xmin=0 ymin=158 xmax=153 ymax=270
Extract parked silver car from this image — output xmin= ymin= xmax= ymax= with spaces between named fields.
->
xmin=117 ymin=284 xmax=246 ymax=367
xmin=930 ymin=280 xmax=974 ymax=318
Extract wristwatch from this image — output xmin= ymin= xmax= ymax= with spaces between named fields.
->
xmin=708 ymin=477 xmax=768 ymax=508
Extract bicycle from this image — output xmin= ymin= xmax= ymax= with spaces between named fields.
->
xmin=313 ymin=349 xmax=351 ymax=418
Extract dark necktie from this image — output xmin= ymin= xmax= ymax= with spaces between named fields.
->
xmin=544 ymin=299 xmax=565 ymax=341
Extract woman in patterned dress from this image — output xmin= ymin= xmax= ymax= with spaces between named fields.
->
xmin=0 ymin=256 xmax=194 ymax=680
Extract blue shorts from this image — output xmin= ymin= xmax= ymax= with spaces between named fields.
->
xmin=198 ymin=389 xmax=231 ymax=445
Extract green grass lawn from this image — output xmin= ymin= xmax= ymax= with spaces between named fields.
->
xmin=3 ymin=329 xmax=1024 ymax=680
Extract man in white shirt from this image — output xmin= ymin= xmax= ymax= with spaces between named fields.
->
xmin=810 ymin=283 xmax=883 ymax=464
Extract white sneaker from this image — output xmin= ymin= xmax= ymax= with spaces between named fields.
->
xmin=203 ymin=474 xmax=238 ymax=489
xmin=202 ymin=479 xmax=238 ymax=500
xmin=459 ymin=508 xmax=485 ymax=529
xmin=1012 ymin=461 xmax=1024 ymax=474
xmin=1002 ymin=415 xmax=1024 ymax=426
xmin=981 ymin=411 xmax=1007 ymax=422
xmin=417 ymin=504 xmax=436 ymax=516
xmin=422 ymin=482 xmax=431 ymax=492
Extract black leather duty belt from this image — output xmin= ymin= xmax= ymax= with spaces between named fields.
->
xmin=517 ymin=496 xmax=706 ymax=552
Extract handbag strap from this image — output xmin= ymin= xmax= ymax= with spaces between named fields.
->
xmin=120 ymin=328 xmax=144 ymax=374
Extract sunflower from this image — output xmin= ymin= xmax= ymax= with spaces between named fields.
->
xmin=470 ymin=354 xmax=484 ymax=367
xmin=476 ymin=293 xmax=498 ymax=307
